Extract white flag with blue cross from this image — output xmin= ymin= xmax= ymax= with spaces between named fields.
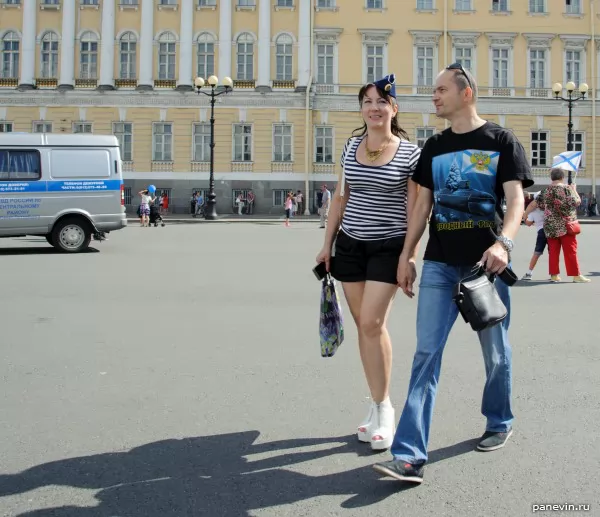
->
xmin=551 ymin=151 xmax=582 ymax=174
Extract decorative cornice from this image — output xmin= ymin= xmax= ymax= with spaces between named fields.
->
xmin=0 ymin=91 xmax=308 ymax=109
xmin=409 ymin=30 xmax=443 ymax=46
xmin=313 ymin=27 xmax=343 ymax=43
xmin=485 ymin=32 xmax=518 ymax=47
xmin=0 ymin=91 xmax=594 ymax=118
xmin=448 ymin=31 xmax=481 ymax=47
xmin=357 ymin=28 xmax=393 ymax=44
xmin=522 ymin=33 xmax=556 ymax=48
xmin=559 ymin=34 xmax=591 ymax=49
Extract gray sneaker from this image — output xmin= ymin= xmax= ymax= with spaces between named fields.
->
xmin=521 ymin=273 xmax=532 ymax=280
xmin=477 ymin=428 xmax=513 ymax=451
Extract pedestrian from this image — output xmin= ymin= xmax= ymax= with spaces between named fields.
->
xmin=138 ymin=188 xmax=152 ymax=227
xmin=373 ymin=63 xmax=533 ymax=484
xmin=284 ymin=191 xmax=293 ymax=227
xmin=319 ymin=185 xmax=330 ymax=228
xmin=524 ymin=165 xmax=590 ymax=283
xmin=315 ymin=73 xmax=421 ymax=451
xmin=521 ymin=196 xmax=547 ymax=280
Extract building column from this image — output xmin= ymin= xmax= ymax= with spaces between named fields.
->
xmin=256 ymin=0 xmax=271 ymax=91
xmin=137 ymin=0 xmax=154 ymax=90
xmin=218 ymin=0 xmax=232 ymax=80
xmin=58 ymin=0 xmax=76 ymax=89
xmin=99 ymin=0 xmax=116 ymax=89
xmin=177 ymin=0 xmax=194 ymax=90
xmin=18 ymin=0 xmax=37 ymax=89
xmin=296 ymin=0 xmax=311 ymax=90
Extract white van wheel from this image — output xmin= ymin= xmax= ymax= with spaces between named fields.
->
xmin=52 ymin=218 xmax=92 ymax=253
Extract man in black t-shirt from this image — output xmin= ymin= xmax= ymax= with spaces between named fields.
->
xmin=373 ymin=64 xmax=533 ymax=484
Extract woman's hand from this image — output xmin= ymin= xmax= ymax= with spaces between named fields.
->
xmin=316 ymin=246 xmax=332 ymax=273
xmin=397 ymin=255 xmax=417 ymax=299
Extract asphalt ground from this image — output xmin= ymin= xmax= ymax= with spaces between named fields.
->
xmin=0 ymin=222 xmax=598 ymax=517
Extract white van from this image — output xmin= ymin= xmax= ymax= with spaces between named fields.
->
xmin=0 ymin=133 xmax=127 ymax=252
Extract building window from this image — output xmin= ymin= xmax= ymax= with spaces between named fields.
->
xmin=79 ymin=31 xmax=98 ymax=79
xmin=158 ymin=32 xmax=176 ymax=80
xmin=119 ymin=32 xmax=137 ymax=80
xmin=0 ymin=150 xmax=41 ymax=181
xmin=492 ymin=48 xmax=509 ymax=87
xmin=565 ymin=0 xmax=580 ymax=14
xmin=275 ymin=34 xmax=293 ymax=81
xmin=529 ymin=49 xmax=546 ymax=88
xmin=193 ymin=123 xmax=211 ymax=162
xmin=73 ymin=122 xmax=92 ymax=133
xmin=454 ymin=47 xmax=473 ymax=71
xmin=366 ymin=0 xmax=382 ymax=8
xmin=0 ymin=122 xmax=13 ymax=132
xmin=197 ymin=33 xmax=215 ymax=79
xmin=40 ymin=32 xmax=59 ymax=78
xmin=33 ymin=122 xmax=52 ymax=133
xmin=273 ymin=124 xmax=292 ymax=162
xmin=531 ymin=131 xmax=548 ymax=167
xmin=1 ymin=31 xmax=20 ymax=79
xmin=417 ymin=0 xmax=434 ymax=9
xmin=199 ymin=0 xmax=216 ymax=5
xmin=233 ymin=124 xmax=252 ymax=162
xmin=571 ymin=132 xmax=584 ymax=167
xmin=565 ymin=50 xmax=581 ymax=85
xmin=113 ymin=122 xmax=133 ymax=161
xmin=277 ymin=0 xmax=293 ymax=6
xmin=236 ymin=33 xmax=254 ymax=80
xmin=238 ymin=0 xmax=255 ymax=5
xmin=317 ymin=0 xmax=334 ymax=7
xmin=153 ymin=123 xmax=173 ymax=161
xmin=316 ymin=43 xmax=334 ymax=84
xmin=455 ymin=0 xmax=471 ymax=10
xmin=491 ymin=0 xmax=508 ymax=11
xmin=529 ymin=0 xmax=544 ymax=13
xmin=365 ymin=44 xmax=384 ymax=84
xmin=416 ymin=127 xmax=435 ymax=148
xmin=272 ymin=189 xmax=288 ymax=206
xmin=123 ymin=186 xmax=132 ymax=205
xmin=417 ymin=46 xmax=434 ymax=86
xmin=315 ymin=126 xmax=333 ymax=163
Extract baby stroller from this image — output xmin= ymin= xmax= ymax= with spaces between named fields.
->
xmin=149 ymin=203 xmax=166 ymax=227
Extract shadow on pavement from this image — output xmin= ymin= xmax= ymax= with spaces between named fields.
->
xmin=0 ymin=247 xmax=99 ymax=256
xmin=0 ymin=432 xmax=479 ymax=516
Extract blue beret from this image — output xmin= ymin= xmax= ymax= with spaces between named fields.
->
xmin=372 ymin=74 xmax=396 ymax=98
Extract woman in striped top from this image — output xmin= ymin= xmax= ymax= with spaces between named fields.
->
xmin=316 ymin=74 xmax=421 ymax=451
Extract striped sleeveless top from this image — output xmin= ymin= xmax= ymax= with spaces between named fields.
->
xmin=339 ymin=136 xmax=421 ymax=241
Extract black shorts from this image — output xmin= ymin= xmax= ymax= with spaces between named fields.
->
xmin=534 ymin=228 xmax=547 ymax=255
xmin=332 ymin=230 xmax=405 ymax=285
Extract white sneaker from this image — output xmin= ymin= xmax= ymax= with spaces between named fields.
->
xmin=521 ymin=273 xmax=532 ymax=280
xmin=370 ymin=400 xmax=396 ymax=451
xmin=357 ymin=401 xmax=377 ymax=443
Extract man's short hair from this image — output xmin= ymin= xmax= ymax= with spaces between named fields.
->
xmin=448 ymin=67 xmax=478 ymax=102
xmin=550 ymin=167 xmax=565 ymax=181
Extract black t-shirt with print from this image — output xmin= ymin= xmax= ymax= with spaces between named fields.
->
xmin=412 ymin=121 xmax=534 ymax=266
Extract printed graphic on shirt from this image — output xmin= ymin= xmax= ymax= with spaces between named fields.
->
xmin=432 ymin=149 xmax=500 ymax=232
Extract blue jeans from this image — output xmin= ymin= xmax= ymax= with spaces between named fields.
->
xmin=391 ymin=260 xmax=514 ymax=464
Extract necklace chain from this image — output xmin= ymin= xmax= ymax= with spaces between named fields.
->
xmin=365 ymin=135 xmax=392 ymax=163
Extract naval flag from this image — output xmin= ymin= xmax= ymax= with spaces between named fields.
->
xmin=551 ymin=151 xmax=582 ymax=174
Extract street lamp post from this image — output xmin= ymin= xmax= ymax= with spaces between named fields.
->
xmin=552 ymin=80 xmax=589 ymax=185
xmin=194 ymin=75 xmax=233 ymax=220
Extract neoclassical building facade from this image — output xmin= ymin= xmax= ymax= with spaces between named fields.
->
xmin=0 ymin=0 xmax=598 ymax=213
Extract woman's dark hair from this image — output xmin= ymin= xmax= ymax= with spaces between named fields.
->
xmin=351 ymin=84 xmax=409 ymax=140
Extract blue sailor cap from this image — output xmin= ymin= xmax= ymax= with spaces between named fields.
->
xmin=371 ymin=74 xmax=396 ymax=98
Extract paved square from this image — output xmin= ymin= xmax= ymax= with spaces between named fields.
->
xmin=0 ymin=222 xmax=598 ymax=516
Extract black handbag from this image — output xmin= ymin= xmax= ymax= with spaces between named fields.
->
xmin=453 ymin=266 xmax=517 ymax=332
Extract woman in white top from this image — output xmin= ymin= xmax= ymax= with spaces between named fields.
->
xmin=138 ymin=189 xmax=152 ymax=227
xmin=315 ymin=74 xmax=421 ymax=451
